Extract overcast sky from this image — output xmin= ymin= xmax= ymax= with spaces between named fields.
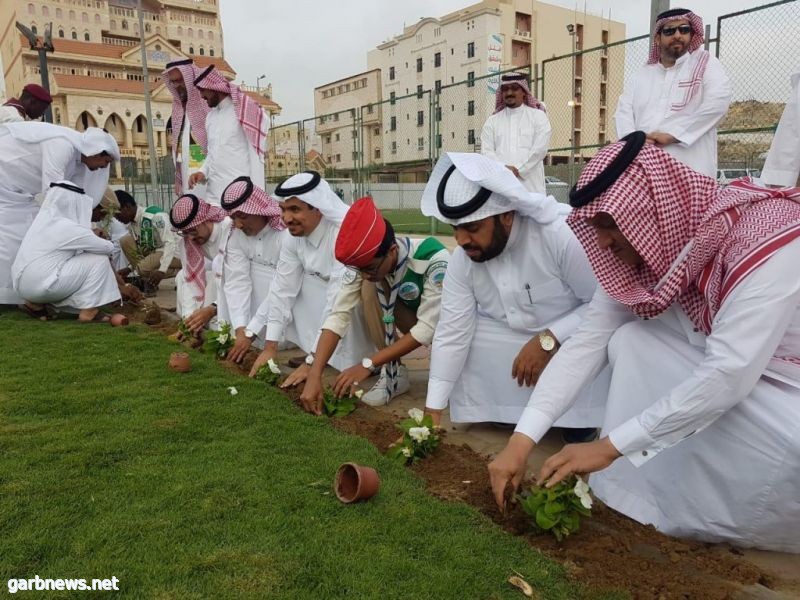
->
xmin=220 ymin=0 xmax=770 ymax=124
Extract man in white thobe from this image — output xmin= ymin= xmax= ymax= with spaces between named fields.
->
xmin=13 ymin=181 xmax=120 ymax=321
xmin=0 ymin=122 xmax=118 ymax=304
xmin=490 ymin=132 xmax=800 ymax=552
xmin=161 ymin=59 xmax=210 ymax=196
xmin=189 ymin=66 xmax=267 ymax=204
xmin=217 ymin=176 xmax=287 ymax=362
xmin=0 ymin=83 xmax=52 ymax=124
xmin=168 ymin=194 xmax=233 ymax=334
xmin=419 ymin=153 xmax=605 ymax=438
xmin=761 ymin=65 xmax=800 ymax=187
xmin=249 ymin=171 xmax=375 ymax=374
xmin=481 ymin=72 xmax=551 ymax=194
xmin=615 ymin=8 xmax=732 ymax=178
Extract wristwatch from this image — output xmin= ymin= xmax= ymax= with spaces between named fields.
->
xmin=361 ymin=357 xmax=374 ymax=370
xmin=538 ymin=331 xmax=557 ymax=353
xmin=305 ymin=354 xmax=315 ymax=366
xmin=244 ymin=329 xmax=255 ymax=340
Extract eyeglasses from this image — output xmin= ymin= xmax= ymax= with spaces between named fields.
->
xmin=660 ymin=25 xmax=692 ymax=36
xmin=357 ymin=254 xmax=389 ymax=277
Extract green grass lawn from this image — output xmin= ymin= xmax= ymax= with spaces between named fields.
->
xmin=382 ymin=209 xmax=453 ymax=236
xmin=0 ymin=309 xmax=590 ymax=599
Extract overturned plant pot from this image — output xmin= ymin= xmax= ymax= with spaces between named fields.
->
xmin=109 ymin=313 xmax=129 ymax=327
xmin=335 ymin=463 xmax=380 ymax=504
xmin=168 ymin=352 xmax=191 ymax=373
xmin=144 ymin=306 xmax=161 ymax=325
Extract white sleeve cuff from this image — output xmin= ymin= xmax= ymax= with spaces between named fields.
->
xmin=760 ymin=168 xmax=798 ymax=188
xmin=548 ymin=311 xmax=582 ymax=344
xmin=513 ymin=406 xmax=554 ymax=443
xmin=425 ymin=376 xmax=456 ymax=410
xmin=607 ymin=416 xmax=665 ymax=468
xmin=265 ymin=322 xmax=284 ymax=343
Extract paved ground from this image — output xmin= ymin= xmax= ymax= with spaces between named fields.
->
xmin=150 ymin=234 xmax=799 ymax=593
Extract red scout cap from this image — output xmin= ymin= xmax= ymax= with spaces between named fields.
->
xmin=23 ymin=83 xmax=52 ymax=103
xmin=335 ymin=196 xmax=386 ymax=268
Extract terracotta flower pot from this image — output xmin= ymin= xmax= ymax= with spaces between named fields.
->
xmin=169 ymin=351 xmax=191 ymax=373
xmin=110 ymin=313 xmax=129 ymax=327
xmin=335 ymin=463 xmax=380 ymax=503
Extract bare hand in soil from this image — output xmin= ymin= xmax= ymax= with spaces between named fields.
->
xmin=248 ymin=347 xmax=277 ymax=378
xmin=538 ymin=437 xmax=622 ymax=488
xmin=333 ymin=364 xmax=372 ymax=398
xmin=120 ymin=283 xmax=143 ymax=303
xmin=281 ymin=364 xmax=310 ymax=389
xmin=184 ymin=306 xmax=215 ymax=334
xmin=298 ymin=374 xmax=324 ymax=415
xmin=425 ymin=408 xmax=443 ymax=428
xmin=227 ymin=329 xmax=252 ymax=364
xmin=488 ymin=433 xmax=535 ymax=512
xmin=511 ymin=337 xmax=553 ymax=387
xmin=147 ymin=270 xmax=167 ymax=286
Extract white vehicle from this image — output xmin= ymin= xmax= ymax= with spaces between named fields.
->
xmin=716 ymin=168 xmax=760 ymax=186
xmin=545 ymin=176 xmax=570 ymax=203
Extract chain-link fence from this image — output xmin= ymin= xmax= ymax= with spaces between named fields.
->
xmin=128 ymin=1 xmax=798 ymax=229
xmin=715 ymin=0 xmax=800 ymax=175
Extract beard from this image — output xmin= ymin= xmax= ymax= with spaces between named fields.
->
xmin=661 ymin=41 xmax=688 ymax=61
xmin=462 ymin=216 xmax=511 ymax=263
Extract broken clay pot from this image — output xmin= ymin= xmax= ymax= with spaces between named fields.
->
xmin=335 ymin=463 xmax=380 ymax=503
xmin=110 ymin=313 xmax=129 ymax=327
xmin=168 ymin=352 xmax=191 ymax=373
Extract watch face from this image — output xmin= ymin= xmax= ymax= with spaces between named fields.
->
xmin=362 ymin=358 xmax=373 ymax=369
xmin=540 ymin=335 xmax=555 ymax=352
xmin=305 ymin=354 xmax=314 ymax=365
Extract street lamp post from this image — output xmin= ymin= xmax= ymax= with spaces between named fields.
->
xmin=256 ymin=74 xmax=266 ymax=93
xmin=16 ymin=21 xmax=54 ymax=123
xmin=137 ymin=0 xmax=159 ymax=196
xmin=566 ymin=24 xmax=577 ymax=185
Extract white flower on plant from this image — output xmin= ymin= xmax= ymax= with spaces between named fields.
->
xmin=217 ymin=333 xmax=229 ymax=345
xmin=408 ymin=426 xmax=430 ymax=443
xmin=408 ymin=407 xmax=424 ymax=424
xmin=574 ymin=475 xmax=593 ymax=510
xmin=267 ymin=358 xmax=281 ymax=374
xmin=227 ymin=386 xmax=238 ymax=396
xmin=401 ymin=447 xmax=412 ymax=458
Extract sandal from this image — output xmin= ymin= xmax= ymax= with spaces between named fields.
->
xmin=78 ymin=312 xmax=111 ymax=324
xmin=19 ymin=303 xmax=57 ymax=321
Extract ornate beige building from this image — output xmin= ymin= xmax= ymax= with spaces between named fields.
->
xmin=1 ymin=0 xmax=280 ymax=177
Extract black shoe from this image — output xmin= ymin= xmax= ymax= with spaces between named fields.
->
xmin=560 ymin=427 xmax=599 ymax=444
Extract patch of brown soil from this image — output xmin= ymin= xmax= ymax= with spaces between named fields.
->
xmin=113 ymin=301 xmax=178 ymax=336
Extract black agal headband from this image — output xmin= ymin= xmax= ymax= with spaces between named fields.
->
xmin=49 ymin=182 xmax=85 ymax=194
xmin=436 ymin=164 xmax=493 ymax=220
xmin=169 ymin=194 xmax=201 ymax=229
xmin=568 ymin=131 xmax=647 ymax=208
xmin=221 ymin=176 xmax=254 ymax=211
xmin=274 ymin=171 xmax=321 ymax=198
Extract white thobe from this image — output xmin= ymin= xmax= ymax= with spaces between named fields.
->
xmin=481 ymin=105 xmax=552 ymax=194
xmin=761 ymin=67 xmax=800 ymax=187
xmin=0 ymin=136 xmax=88 ymax=304
xmin=109 ymin=218 xmax=129 ymax=270
xmin=261 ymin=218 xmax=376 ymax=371
xmin=221 ymin=225 xmax=287 ymax=337
xmin=13 ymin=228 xmax=119 ymax=310
xmin=200 ymin=96 xmax=265 ymax=204
xmin=615 ymin=52 xmax=732 ymax=178
xmin=425 ymin=215 xmax=606 ymax=425
xmin=175 ymin=217 xmax=232 ymax=318
xmin=515 ymin=239 xmax=800 ymax=552
xmin=128 ymin=206 xmax=180 ymax=273
xmin=0 ymin=105 xmax=25 ymax=124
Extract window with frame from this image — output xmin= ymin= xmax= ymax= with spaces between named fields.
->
xmin=389 ymin=66 xmax=395 ymax=80
xmin=468 ymin=129 xmax=475 ymax=145
xmin=435 ymin=79 xmax=441 ymax=92
xmin=416 ymin=84 xmax=423 ymax=98
xmin=467 ymin=71 xmax=475 ymax=87
xmin=416 ymin=57 xmax=423 ymax=72
xmin=467 ymin=100 xmax=475 ymax=116
xmin=434 ymin=52 xmax=441 ymax=67
xmin=390 ymin=116 xmax=397 ymax=131
xmin=467 ymin=42 xmax=475 ymax=58
xmin=417 ymin=111 xmax=424 ymax=126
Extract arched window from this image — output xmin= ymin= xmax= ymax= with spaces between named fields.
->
xmin=71 ymin=30 xmax=78 ymax=40
xmin=208 ymin=30 xmax=214 ymax=41
xmin=27 ymin=4 xmax=35 ymax=15
xmin=42 ymin=6 xmax=49 ymax=16
xmin=187 ymin=27 xmax=193 ymax=38
xmin=94 ymin=14 xmax=101 ymax=24
xmin=69 ymin=10 xmax=75 ymax=20
xmin=110 ymin=19 xmax=115 ymax=28
xmin=209 ymin=48 xmax=214 ymax=57
xmin=31 ymin=24 xmax=38 ymax=34
xmin=177 ymin=26 xmax=183 ymax=36
xmin=56 ymin=8 xmax=63 ymax=18
xmin=84 ymin=32 xmax=90 ymax=41
xmin=199 ymin=47 xmax=204 ymax=55
xmin=198 ymin=29 xmax=203 ymax=39
xmin=188 ymin=46 xmax=194 ymax=54
xmin=121 ymin=20 xmax=128 ymax=30
xmin=58 ymin=29 xmax=64 ymax=38
xmin=82 ymin=12 xmax=88 ymax=23
xmin=156 ymin=26 xmax=161 ymax=34
xmin=145 ymin=23 xmax=151 ymax=33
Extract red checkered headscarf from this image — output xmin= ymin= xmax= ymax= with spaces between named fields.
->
xmin=335 ymin=196 xmax=386 ymax=268
xmin=194 ymin=66 xmax=268 ymax=158
xmin=221 ymin=176 xmax=285 ymax=231
xmin=568 ymin=136 xmax=800 ymax=334
xmin=161 ymin=60 xmax=210 ymax=187
xmin=648 ymin=9 xmax=709 ymax=111
xmin=169 ymin=194 xmax=227 ymax=301
xmin=494 ymin=73 xmax=545 ymax=114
